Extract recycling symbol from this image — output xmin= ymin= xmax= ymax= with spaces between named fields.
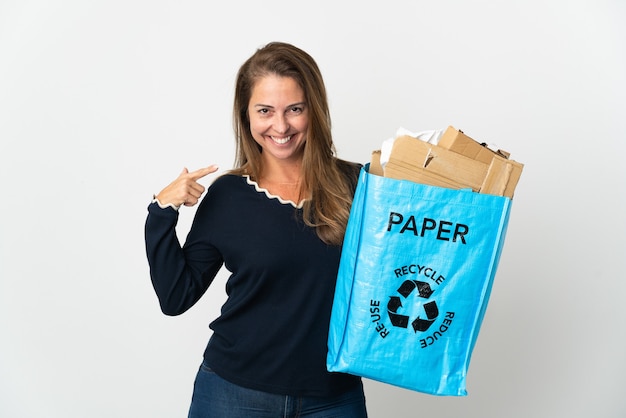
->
xmin=387 ymin=280 xmax=439 ymax=332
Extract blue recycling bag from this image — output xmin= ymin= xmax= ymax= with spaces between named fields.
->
xmin=327 ymin=164 xmax=512 ymax=396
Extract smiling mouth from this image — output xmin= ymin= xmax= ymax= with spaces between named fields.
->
xmin=270 ymin=135 xmax=292 ymax=144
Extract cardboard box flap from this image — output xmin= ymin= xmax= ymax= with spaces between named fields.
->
xmin=480 ymin=156 xmax=524 ymax=198
xmin=438 ymin=125 xmax=510 ymax=164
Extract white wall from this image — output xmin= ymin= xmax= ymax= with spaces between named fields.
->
xmin=1 ymin=1 xmax=625 ymax=417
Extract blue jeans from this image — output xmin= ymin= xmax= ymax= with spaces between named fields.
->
xmin=188 ymin=363 xmax=368 ymax=417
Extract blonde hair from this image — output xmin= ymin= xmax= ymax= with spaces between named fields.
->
xmin=230 ymin=42 xmax=359 ymax=245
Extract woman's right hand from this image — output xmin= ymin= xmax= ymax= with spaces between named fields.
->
xmin=155 ymin=165 xmax=219 ymax=208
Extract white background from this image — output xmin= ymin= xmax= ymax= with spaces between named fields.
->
xmin=1 ymin=1 xmax=625 ymax=417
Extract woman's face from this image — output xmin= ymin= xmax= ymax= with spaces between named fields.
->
xmin=247 ymin=74 xmax=308 ymax=165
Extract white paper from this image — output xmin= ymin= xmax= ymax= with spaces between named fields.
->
xmin=379 ymin=127 xmax=445 ymax=168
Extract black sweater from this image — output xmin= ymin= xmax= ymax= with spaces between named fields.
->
xmin=145 ymin=173 xmax=360 ymax=397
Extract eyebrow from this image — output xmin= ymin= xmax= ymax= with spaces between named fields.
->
xmin=252 ymin=102 xmax=307 ymax=109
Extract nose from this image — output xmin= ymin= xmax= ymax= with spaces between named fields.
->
xmin=273 ymin=114 xmax=289 ymax=135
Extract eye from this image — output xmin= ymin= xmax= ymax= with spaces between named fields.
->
xmin=289 ymin=106 xmax=303 ymax=114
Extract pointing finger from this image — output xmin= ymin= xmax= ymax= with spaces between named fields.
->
xmin=189 ymin=164 xmax=219 ymax=181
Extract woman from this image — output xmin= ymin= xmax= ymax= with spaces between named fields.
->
xmin=145 ymin=42 xmax=367 ymax=417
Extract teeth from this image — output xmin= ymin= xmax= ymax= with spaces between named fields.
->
xmin=271 ymin=135 xmax=292 ymax=144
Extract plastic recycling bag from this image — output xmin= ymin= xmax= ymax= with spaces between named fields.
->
xmin=327 ymin=165 xmax=512 ymax=396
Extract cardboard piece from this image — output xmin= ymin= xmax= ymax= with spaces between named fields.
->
xmin=387 ymin=135 xmax=488 ymax=191
xmin=384 ymin=162 xmax=465 ymax=189
xmin=370 ymin=150 xmax=384 ymax=176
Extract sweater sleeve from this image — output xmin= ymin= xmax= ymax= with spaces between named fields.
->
xmin=144 ymin=202 xmax=223 ymax=316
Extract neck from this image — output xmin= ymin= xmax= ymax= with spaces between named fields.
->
xmin=259 ymin=157 xmax=303 ymax=184
xmin=256 ymin=160 xmax=308 ymax=202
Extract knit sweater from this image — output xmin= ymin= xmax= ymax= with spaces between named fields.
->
xmin=145 ymin=170 xmax=361 ymax=397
